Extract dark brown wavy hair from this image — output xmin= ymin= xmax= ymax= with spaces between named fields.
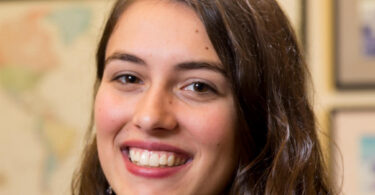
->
xmin=72 ymin=0 xmax=334 ymax=194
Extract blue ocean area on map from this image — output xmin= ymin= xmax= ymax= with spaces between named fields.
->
xmin=47 ymin=6 xmax=92 ymax=45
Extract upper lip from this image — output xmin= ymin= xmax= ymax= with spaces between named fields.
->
xmin=121 ymin=140 xmax=193 ymax=158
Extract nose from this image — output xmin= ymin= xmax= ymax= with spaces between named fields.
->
xmin=131 ymin=86 xmax=177 ymax=133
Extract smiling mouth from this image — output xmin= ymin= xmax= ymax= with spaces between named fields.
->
xmin=124 ymin=147 xmax=191 ymax=168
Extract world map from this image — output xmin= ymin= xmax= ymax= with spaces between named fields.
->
xmin=0 ymin=1 xmax=113 ymax=195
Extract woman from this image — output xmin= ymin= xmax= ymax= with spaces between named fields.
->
xmin=72 ymin=0 xmax=333 ymax=194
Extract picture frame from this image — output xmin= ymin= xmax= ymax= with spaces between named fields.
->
xmin=335 ymin=0 xmax=375 ymax=89
xmin=330 ymin=108 xmax=375 ymax=195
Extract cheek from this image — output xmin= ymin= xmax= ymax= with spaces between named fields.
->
xmin=183 ymin=103 xmax=236 ymax=148
xmin=94 ymin=86 xmax=133 ymax=137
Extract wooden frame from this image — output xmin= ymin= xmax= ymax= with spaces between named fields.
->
xmin=330 ymin=108 xmax=375 ymax=194
xmin=335 ymin=0 xmax=375 ymax=89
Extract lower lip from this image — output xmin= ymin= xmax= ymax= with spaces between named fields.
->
xmin=122 ymin=152 xmax=190 ymax=178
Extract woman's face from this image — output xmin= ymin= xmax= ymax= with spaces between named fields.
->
xmin=95 ymin=0 xmax=237 ymax=194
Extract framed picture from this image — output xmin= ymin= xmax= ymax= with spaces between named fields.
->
xmin=331 ymin=108 xmax=375 ymax=195
xmin=335 ymin=0 xmax=375 ymax=89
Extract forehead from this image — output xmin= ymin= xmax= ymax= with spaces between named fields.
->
xmin=105 ymin=0 xmax=220 ymax=63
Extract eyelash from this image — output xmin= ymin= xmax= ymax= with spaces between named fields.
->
xmin=183 ymin=81 xmax=217 ymax=94
xmin=113 ymin=74 xmax=143 ymax=84
xmin=112 ymin=74 xmax=218 ymax=95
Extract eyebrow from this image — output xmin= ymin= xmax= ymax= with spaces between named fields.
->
xmin=105 ymin=52 xmax=227 ymax=77
xmin=105 ymin=52 xmax=146 ymax=65
xmin=175 ymin=61 xmax=227 ymax=77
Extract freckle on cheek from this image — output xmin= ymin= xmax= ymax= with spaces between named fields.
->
xmin=195 ymin=29 xmax=199 ymax=33
xmin=205 ymin=46 xmax=209 ymax=50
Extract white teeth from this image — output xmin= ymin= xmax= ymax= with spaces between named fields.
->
xmin=167 ymin=155 xmax=175 ymax=166
xmin=149 ymin=153 xmax=159 ymax=167
xmin=129 ymin=149 xmax=135 ymax=157
xmin=134 ymin=151 xmax=140 ymax=162
xmin=140 ymin=151 xmax=149 ymax=166
xmin=128 ymin=148 xmax=188 ymax=167
xmin=159 ymin=154 xmax=167 ymax=166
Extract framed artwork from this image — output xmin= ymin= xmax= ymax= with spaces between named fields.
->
xmin=335 ymin=0 xmax=375 ymax=89
xmin=331 ymin=108 xmax=375 ymax=195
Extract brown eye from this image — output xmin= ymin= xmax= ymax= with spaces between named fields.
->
xmin=184 ymin=82 xmax=215 ymax=93
xmin=114 ymin=74 xmax=142 ymax=84
xmin=193 ymin=82 xmax=208 ymax=92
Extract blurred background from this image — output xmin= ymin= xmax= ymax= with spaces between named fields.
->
xmin=0 ymin=0 xmax=374 ymax=194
